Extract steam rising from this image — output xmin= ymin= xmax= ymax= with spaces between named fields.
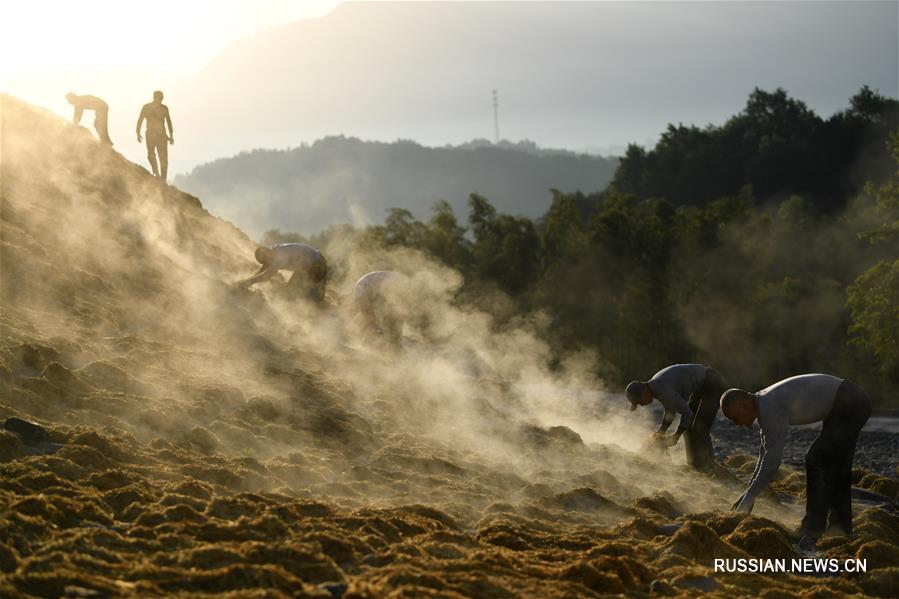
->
xmin=1 ymin=94 xmax=788 ymax=529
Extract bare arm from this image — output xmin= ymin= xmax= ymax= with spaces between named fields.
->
xmin=657 ymin=409 xmax=675 ymax=434
xmin=164 ymin=106 xmax=174 ymax=142
xmin=656 ymin=390 xmax=693 ymax=437
xmin=241 ymin=265 xmax=278 ymax=288
xmin=732 ymin=442 xmax=766 ymax=509
xmin=673 ymin=395 xmax=694 ymax=435
xmin=73 ymin=106 xmax=83 ymax=125
xmin=135 ymin=106 xmax=146 ymax=140
xmin=735 ymin=421 xmax=787 ymax=512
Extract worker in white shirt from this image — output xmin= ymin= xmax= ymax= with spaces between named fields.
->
xmin=351 ymin=271 xmax=407 ymax=345
xmin=721 ymin=374 xmax=871 ymax=546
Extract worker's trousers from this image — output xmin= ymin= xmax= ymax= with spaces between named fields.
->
xmin=684 ymin=367 xmax=726 ymax=471
xmin=93 ymin=108 xmax=113 ymax=145
xmin=146 ymin=131 xmax=169 ymax=179
xmin=800 ymin=380 xmax=871 ymax=537
xmin=286 ymin=257 xmax=328 ymax=304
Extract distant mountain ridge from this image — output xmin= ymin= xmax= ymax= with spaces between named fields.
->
xmin=168 ymin=2 xmax=896 ymax=175
xmin=452 ymin=139 xmax=610 ymax=158
xmin=174 ymin=136 xmax=617 ymax=237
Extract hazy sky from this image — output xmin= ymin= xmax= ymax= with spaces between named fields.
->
xmin=0 ymin=1 xmax=341 ymax=79
xmin=3 ymin=1 xmax=897 ymax=175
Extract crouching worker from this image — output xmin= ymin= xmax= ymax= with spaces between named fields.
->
xmin=66 ymin=92 xmax=113 ymax=145
xmin=351 ymin=271 xmax=407 ymax=345
xmin=721 ymin=374 xmax=871 ymax=545
xmin=239 ymin=243 xmax=328 ymax=303
xmin=626 ymin=364 xmax=727 ymax=471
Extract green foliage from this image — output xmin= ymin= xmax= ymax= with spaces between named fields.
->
xmin=861 ymin=132 xmax=899 ymax=244
xmin=847 ymin=259 xmax=899 ymax=378
xmin=468 ymin=194 xmax=538 ymax=293
xmin=425 ymin=200 xmax=471 ymax=272
xmin=383 ymin=208 xmax=427 ymax=247
xmin=541 ymin=190 xmax=587 ymax=266
xmin=610 ymin=86 xmax=898 ymax=212
xmin=846 ymin=133 xmax=899 ymax=380
xmin=588 ymin=194 xmax=674 ymax=267
xmin=272 ymin=88 xmax=899 ymax=406
xmin=849 ymin=85 xmax=899 ymax=125
xmin=338 ymin=179 xmax=894 ymax=402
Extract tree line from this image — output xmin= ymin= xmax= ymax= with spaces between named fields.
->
xmin=265 ymin=88 xmax=899 ymax=407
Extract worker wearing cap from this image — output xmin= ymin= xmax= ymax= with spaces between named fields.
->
xmin=625 ymin=364 xmax=726 ymax=471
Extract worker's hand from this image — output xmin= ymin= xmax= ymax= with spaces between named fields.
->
xmin=169 ymin=136 xmax=174 ymax=145
xmin=640 ymin=433 xmax=663 ymax=454
xmin=649 ymin=432 xmax=673 ymax=449
xmin=137 ymin=134 xmax=142 ymax=143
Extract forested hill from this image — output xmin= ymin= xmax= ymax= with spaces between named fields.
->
xmin=610 ymin=86 xmax=899 ymax=212
xmin=260 ymin=87 xmax=899 ymax=407
xmin=174 ymin=138 xmax=617 ymax=236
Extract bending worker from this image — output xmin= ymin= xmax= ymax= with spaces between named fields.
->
xmin=240 ymin=242 xmax=328 ymax=303
xmin=65 ymin=93 xmax=113 ymax=145
xmin=626 ymin=364 xmax=726 ymax=471
xmin=721 ymin=374 xmax=871 ymax=546
xmin=351 ymin=271 xmax=406 ymax=345
xmin=136 ymin=91 xmax=174 ymax=180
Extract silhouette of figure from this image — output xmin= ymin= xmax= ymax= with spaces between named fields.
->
xmin=65 ymin=93 xmax=113 ymax=145
xmin=351 ymin=271 xmax=407 ymax=345
xmin=239 ymin=243 xmax=328 ymax=303
xmin=721 ymin=374 xmax=871 ymax=546
xmin=136 ymin=91 xmax=174 ymax=179
xmin=626 ymin=364 xmax=727 ymax=471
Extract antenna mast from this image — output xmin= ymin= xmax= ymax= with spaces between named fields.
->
xmin=492 ymin=89 xmax=499 ymax=144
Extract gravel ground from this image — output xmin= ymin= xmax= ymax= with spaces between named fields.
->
xmin=713 ymin=418 xmax=899 ymax=478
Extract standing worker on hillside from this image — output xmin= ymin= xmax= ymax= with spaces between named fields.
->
xmin=239 ymin=243 xmax=328 ymax=304
xmin=65 ymin=93 xmax=113 ymax=145
xmin=625 ymin=364 xmax=727 ymax=471
xmin=136 ymin=91 xmax=174 ymax=180
xmin=721 ymin=374 xmax=871 ymax=548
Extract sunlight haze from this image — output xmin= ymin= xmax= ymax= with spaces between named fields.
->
xmin=3 ymin=1 xmax=896 ymax=178
xmin=1 ymin=3 xmax=899 ymax=596
xmin=0 ymin=0 xmax=341 ymax=78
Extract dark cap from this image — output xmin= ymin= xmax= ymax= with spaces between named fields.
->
xmin=625 ymin=381 xmax=644 ymax=410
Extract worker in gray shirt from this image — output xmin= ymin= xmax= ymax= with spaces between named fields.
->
xmin=625 ymin=364 xmax=727 ymax=471
xmin=721 ymin=374 xmax=871 ymax=545
xmin=239 ymin=243 xmax=328 ymax=303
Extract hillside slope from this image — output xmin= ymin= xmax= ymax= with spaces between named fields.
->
xmin=174 ymin=137 xmax=616 ymax=237
xmin=1 ymin=95 xmax=897 ymax=598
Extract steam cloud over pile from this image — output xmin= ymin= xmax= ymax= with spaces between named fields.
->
xmin=1 ymin=95 xmax=897 ymax=597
